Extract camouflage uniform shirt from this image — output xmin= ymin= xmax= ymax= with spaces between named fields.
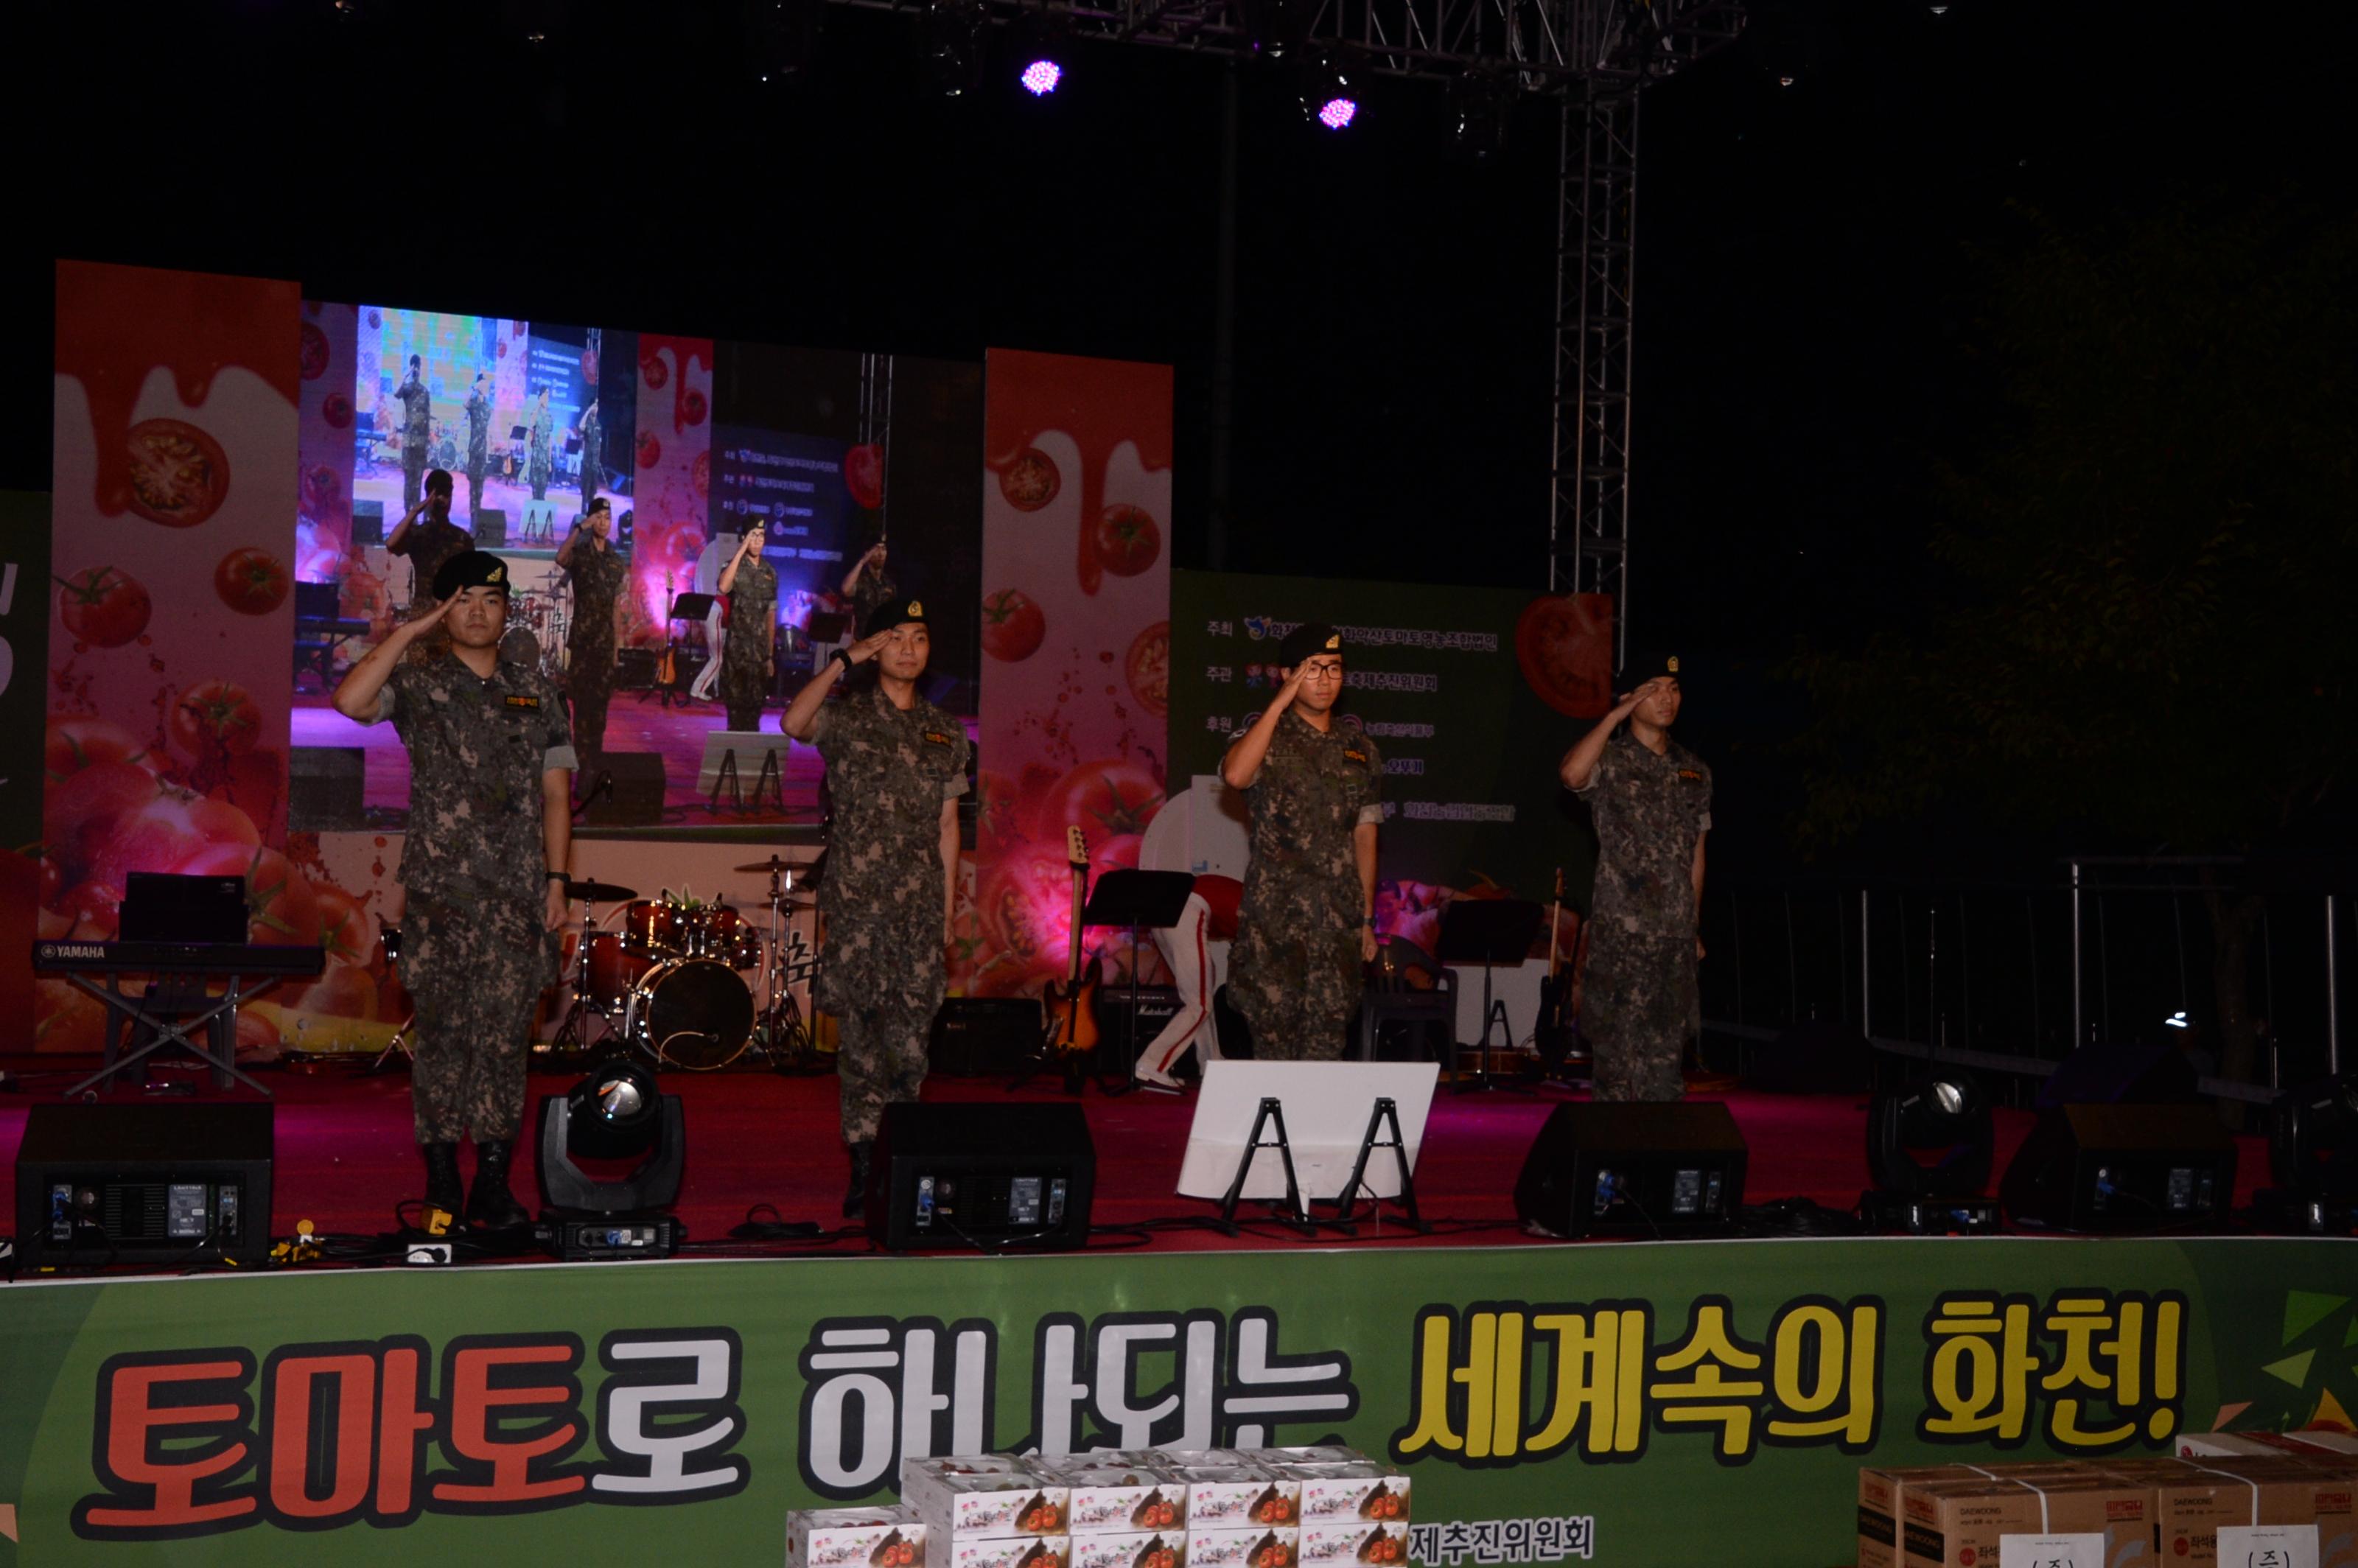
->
xmin=1228 ymin=710 xmax=1384 ymax=1059
xmin=527 ymin=407 xmax=553 ymax=490
xmin=391 ymin=517 xmax=472 ymax=608
xmin=396 ymin=373 xmax=432 ymax=456
xmin=810 ymin=685 xmax=968 ymax=1015
xmin=464 ymin=389 xmax=491 ymax=472
xmin=718 ymin=555 xmax=777 ymax=720
xmin=1574 ymin=727 xmax=1712 ymax=1100
xmin=371 ymin=651 xmax=578 ymax=909
xmin=564 ymin=542 xmax=627 ymax=670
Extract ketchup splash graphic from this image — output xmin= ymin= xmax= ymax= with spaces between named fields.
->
xmin=984 ymin=350 xmax=1173 ymax=597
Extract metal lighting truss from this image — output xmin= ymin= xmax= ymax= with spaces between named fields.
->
xmin=825 ymin=0 xmax=1744 ymax=637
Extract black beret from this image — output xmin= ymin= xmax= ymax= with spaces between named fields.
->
xmin=1278 ymin=622 xmax=1343 ymax=667
xmin=860 ymin=595 xmax=929 ymax=639
xmin=1620 ymin=648 xmax=1685 ymax=687
xmin=432 ymin=550 xmax=511 ymax=600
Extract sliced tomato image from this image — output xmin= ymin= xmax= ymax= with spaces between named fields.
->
xmin=1000 ymin=447 xmax=1060 ymax=512
xmin=1125 ymin=620 xmax=1169 ymax=717
xmin=125 ymin=418 xmax=231 ymax=528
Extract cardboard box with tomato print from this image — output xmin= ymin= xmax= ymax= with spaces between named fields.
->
xmin=1297 ymin=1524 xmax=1407 ymax=1568
xmin=1070 ymin=1531 xmax=1186 ymax=1568
xmin=786 ymin=1506 xmax=928 ymax=1568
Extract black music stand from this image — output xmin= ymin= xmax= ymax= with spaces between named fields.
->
xmin=661 ymin=591 xmax=717 ymax=708
xmin=1435 ymin=897 xmax=1544 ymax=1094
xmin=1082 ymin=870 xmax=1197 ymax=1093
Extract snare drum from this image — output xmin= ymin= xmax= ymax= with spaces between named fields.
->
xmin=624 ymin=958 xmax=754 ymax=1071
xmin=619 ymin=898 xmax=685 ymax=956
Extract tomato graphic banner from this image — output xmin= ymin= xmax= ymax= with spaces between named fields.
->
xmin=970 ymin=350 xmax=1174 ymax=998
xmin=0 ymin=1238 xmax=2351 ymax=1566
xmin=1169 ymin=573 xmax=1603 ymax=947
xmin=38 ymin=262 xmax=302 ymax=1049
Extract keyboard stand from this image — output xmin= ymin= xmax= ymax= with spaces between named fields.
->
xmin=65 ymin=973 xmax=286 ymax=1099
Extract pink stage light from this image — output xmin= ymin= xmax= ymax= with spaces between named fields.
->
xmin=1317 ymin=94 xmax=1357 ymax=130
xmin=1021 ymin=58 xmax=1063 ymax=96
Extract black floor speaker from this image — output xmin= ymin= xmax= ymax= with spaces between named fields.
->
xmin=14 ymin=1102 xmax=273 ymax=1266
xmin=928 ymin=998 xmax=1043 ymax=1076
xmin=1514 ymin=1101 xmax=1749 ymax=1237
xmin=290 ymin=746 xmax=367 ymax=830
xmin=866 ymin=1102 xmax=1094 ymax=1252
xmin=2001 ymin=1102 xmax=2236 ymax=1232
xmin=583 ymin=752 xmax=666 ymax=825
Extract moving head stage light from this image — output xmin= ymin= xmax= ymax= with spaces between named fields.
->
xmin=1859 ymin=1071 xmax=2001 ymax=1234
xmin=537 ymin=1059 xmax=687 ymax=1259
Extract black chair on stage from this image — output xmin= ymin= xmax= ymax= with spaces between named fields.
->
xmin=1354 ymin=937 xmax=1456 ymax=1063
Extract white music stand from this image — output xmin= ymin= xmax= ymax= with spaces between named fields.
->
xmin=1177 ymin=1060 xmax=1438 ymax=1232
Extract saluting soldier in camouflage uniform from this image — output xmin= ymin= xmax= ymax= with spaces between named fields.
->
xmin=331 ymin=550 xmax=577 ymax=1232
xmin=1558 ymin=651 xmax=1711 ymax=1102
xmin=556 ymin=496 xmax=627 ymax=767
xmin=385 ymin=469 xmax=472 ymax=613
xmin=718 ymin=521 xmax=779 ymax=731
xmin=1221 ymin=621 xmax=1384 ymax=1060
xmin=527 ymin=387 xmax=553 ymax=501
xmin=843 ymin=541 xmax=896 ymax=631
xmin=463 ymin=372 xmax=493 ymax=520
xmin=783 ymin=594 xmax=968 ymax=1215
xmin=575 ymin=397 xmax=601 ymax=511
xmin=395 ymin=354 xmax=433 ymax=514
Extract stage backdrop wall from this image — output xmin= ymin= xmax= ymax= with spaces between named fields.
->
xmin=968 ymin=350 xmax=1173 ymax=998
xmin=1 ymin=491 xmax=51 ymax=1040
xmin=1168 ymin=574 xmax=1613 ymax=956
xmin=0 ymin=1239 xmax=2351 ymax=1566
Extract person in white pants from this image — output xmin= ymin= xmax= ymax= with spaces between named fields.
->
xmin=688 ymin=529 xmax=736 ymax=701
xmin=1133 ymin=874 xmax=1243 ymax=1091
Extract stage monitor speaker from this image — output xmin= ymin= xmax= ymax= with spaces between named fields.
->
xmin=2000 ymin=1102 xmax=2236 ymax=1232
xmin=867 ymin=1102 xmax=1094 ymax=1252
xmin=583 ymin=752 xmax=666 ymax=825
xmin=2035 ymin=1040 xmax=2199 ymax=1110
xmin=351 ymin=499 xmax=385 ymax=545
xmin=928 ymin=998 xmax=1044 ymax=1076
xmin=290 ymin=746 xmax=366 ymax=830
xmin=1513 ymin=1102 xmax=1748 ymax=1238
xmin=14 ymin=1102 xmax=273 ymax=1266
xmin=474 ymin=508 xmax=508 ymax=547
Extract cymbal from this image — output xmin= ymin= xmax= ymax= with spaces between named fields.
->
xmin=734 ymin=856 xmax=818 ymax=881
xmin=564 ymin=877 xmax=638 ymax=902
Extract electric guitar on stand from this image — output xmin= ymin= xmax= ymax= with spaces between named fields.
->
xmin=1038 ymin=828 xmax=1101 ymax=1086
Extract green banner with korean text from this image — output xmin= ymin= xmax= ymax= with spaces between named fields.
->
xmin=1 ymin=1239 xmax=2351 ymax=1566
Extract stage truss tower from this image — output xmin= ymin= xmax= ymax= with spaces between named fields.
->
xmin=822 ymin=0 xmax=1746 ymax=643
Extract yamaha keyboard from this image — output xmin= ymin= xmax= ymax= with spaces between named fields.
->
xmin=33 ymin=940 xmax=327 ymax=978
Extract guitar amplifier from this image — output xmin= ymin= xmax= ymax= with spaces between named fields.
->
xmin=1092 ymin=984 xmax=1184 ymax=1063
xmin=928 ymin=998 xmax=1042 ymax=1076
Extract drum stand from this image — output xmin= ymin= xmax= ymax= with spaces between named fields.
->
xmin=751 ymin=861 xmax=826 ymax=1074
xmin=546 ymin=898 xmax=622 ymax=1063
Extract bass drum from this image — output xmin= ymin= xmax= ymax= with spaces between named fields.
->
xmin=624 ymin=958 xmax=754 ymax=1071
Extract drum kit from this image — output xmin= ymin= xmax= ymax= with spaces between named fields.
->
xmin=546 ymin=858 xmax=823 ymax=1074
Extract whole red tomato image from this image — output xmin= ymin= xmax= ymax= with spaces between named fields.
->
xmin=681 ymin=388 xmax=708 ymax=427
xmin=1094 ymin=505 xmax=1161 ymax=577
xmin=637 ymin=430 xmax=663 ymax=469
xmin=125 ymin=418 xmax=231 ymax=528
xmin=85 ymin=787 xmax=261 ymax=894
xmin=978 ymin=842 xmax=1080 ymax=979
xmin=310 ymin=882 xmax=373 ymax=965
xmin=214 ymin=547 xmax=290 ymax=615
xmin=46 ymin=716 xmax=158 ymax=778
xmin=495 ymin=337 xmax=508 ymax=359
xmin=323 ymin=390 xmax=354 ymax=430
xmin=1514 ymin=592 xmax=1614 ymax=719
xmin=1126 ymin=620 xmax=1169 ymax=718
xmin=844 ymin=443 xmax=885 ymax=510
xmin=974 ymin=769 xmax=1027 ymax=858
xmin=44 ymin=760 xmax=166 ymax=878
xmin=580 ymin=346 xmax=600 ymax=385
xmin=175 ymin=841 xmax=317 ymax=945
xmin=298 ymin=321 xmax=332 ymax=381
xmin=691 ymin=447 xmax=710 ymax=500
xmin=56 ymin=564 xmax=151 ymax=648
xmin=301 ymin=463 xmax=344 ymax=520
xmin=980 ymin=589 xmax=1046 ymax=662
xmin=641 ymin=348 xmax=669 ymax=390
xmin=169 ymin=679 xmax=265 ymax=760
xmin=55 ymin=878 xmax=125 ymax=939
xmin=999 ymin=447 xmax=1060 ymax=512
xmin=338 ymin=563 xmax=389 ymax=629
xmin=1040 ymin=757 xmax=1164 ymax=841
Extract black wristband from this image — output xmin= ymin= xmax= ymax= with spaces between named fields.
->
xmin=831 ymin=647 xmax=853 ymax=672
xmin=546 ymin=870 xmax=569 ymax=883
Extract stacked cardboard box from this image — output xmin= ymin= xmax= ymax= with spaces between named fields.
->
xmin=1158 ymin=1452 xmax=1301 ymax=1568
xmin=1042 ymin=1456 xmax=1188 ymax=1568
xmin=787 ymin=1504 xmax=929 ymax=1568
xmin=1855 ymin=1454 xmax=2357 ymax=1568
xmin=2179 ymin=1428 xmax=2358 ymax=1465
xmin=903 ymin=1455 xmax=1071 ymax=1568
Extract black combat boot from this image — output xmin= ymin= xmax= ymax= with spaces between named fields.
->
xmin=466 ymin=1139 xmax=533 ymax=1232
xmin=843 ymin=1141 xmax=873 ymax=1219
xmin=420 ymin=1143 xmax=464 ymax=1231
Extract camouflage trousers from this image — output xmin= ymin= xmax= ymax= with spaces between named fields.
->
xmin=403 ymin=896 xmax=559 ymax=1144
xmin=402 ymin=455 xmax=426 ymax=514
xmin=567 ymin=657 xmax=613 ymax=766
xmin=718 ymin=644 xmax=769 ymax=733
xmin=834 ymin=986 xmax=940 ymax=1144
xmin=1581 ymin=932 xmax=1698 ymax=1102
xmin=465 ymin=461 xmax=488 ymax=519
xmin=1228 ymin=920 xmax=1362 ymax=1061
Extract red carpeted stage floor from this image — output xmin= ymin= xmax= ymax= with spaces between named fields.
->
xmin=0 ymin=1059 xmax=2272 ymax=1262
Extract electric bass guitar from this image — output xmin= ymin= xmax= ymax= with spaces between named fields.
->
xmin=1040 ymin=826 xmax=1101 ymax=1057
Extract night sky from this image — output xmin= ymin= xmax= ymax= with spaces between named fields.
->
xmin=7 ymin=0 xmax=2353 ymax=872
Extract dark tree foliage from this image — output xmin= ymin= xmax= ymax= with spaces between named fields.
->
xmin=1787 ymin=197 xmax=2358 ymax=1090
